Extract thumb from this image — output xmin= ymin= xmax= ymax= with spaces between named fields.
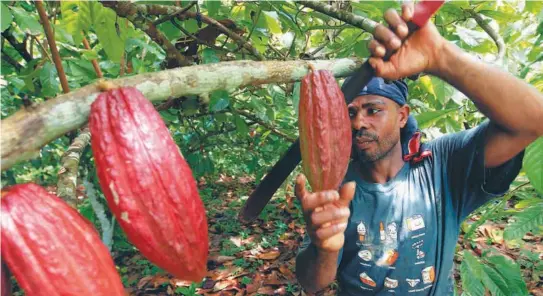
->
xmin=295 ymin=174 xmax=307 ymax=201
xmin=338 ymin=181 xmax=356 ymax=206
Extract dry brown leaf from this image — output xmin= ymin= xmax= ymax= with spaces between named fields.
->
xmin=213 ymin=279 xmax=239 ymax=292
xmin=137 ymin=276 xmax=153 ymax=289
xmin=279 ymin=265 xmax=296 ymax=280
xmin=256 ymin=286 xmax=286 ymax=295
xmin=210 ymin=254 xmax=237 ymax=264
xmin=257 ymin=250 xmax=281 ymax=260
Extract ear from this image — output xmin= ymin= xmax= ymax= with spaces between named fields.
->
xmin=398 ymin=105 xmax=410 ymax=128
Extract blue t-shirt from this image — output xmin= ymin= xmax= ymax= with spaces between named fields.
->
xmin=298 ymin=121 xmax=524 ymax=295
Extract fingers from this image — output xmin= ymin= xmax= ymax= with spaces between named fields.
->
xmin=373 ymin=24 xmax=402 ymax=53
xmin=300 ymin=191 xmax=339 ymax=215
xmin=314 ymin=222 xmax=348 ymax=241
xmin=401 ymin=2 xmax=414 ymax=22
xmin=310 ymin=204 xmax=350 ymax=227
xmin=338 ymin=181 xmax=356 ymax=206
xmin=384 ymin=8 xmax=408 ymax=39
xmin=294 ymin=174 xmax=307 ymax=200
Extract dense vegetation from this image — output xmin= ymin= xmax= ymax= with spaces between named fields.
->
xmin=1 ymin=1 xmax=541 ymax=295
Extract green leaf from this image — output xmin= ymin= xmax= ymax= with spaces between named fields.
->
xmin=159 ymin=110 xmax=178 ymax=123
xmin=354 ymin=40 xmax=370 ymax=58
xmin=523 ymin=137 xmax=543 ymax=194
xmin=205 ymin=0 xmax=221 ymax=17
xmin=210 ymin=90 xmax=230 ymax=112
xmin=477 ymin=10 xmax=521 ymax=22
xmin=486 ymin=255 xmax=528 ymax=296
xmin=1 ymin=4 xmax=13 ymax=32
xmin=263 ymin=11 xmax=282 ymax=34
xmin=460 ymin=254 xmax=485 ymax=296
xmin=94 ymin=6 xmax=126 ymax=62
xmin=184 ymin=19 xmax=200 ymax=34
xmin=431 ymin=77 xmax=455 ymax=105
xmin=10 ymin=6 xmax=42 ymax=35
xmin=415 ymin=108 xmax=458 ymax=129
xmin=503 ymin=203 xmax=543 ymax=241
xmin=480 ymin=264 xmax=510 ymax=296
xmin=39 ymin=62 xmax=60 ymax=97
xmin=202 ymin=48 xmax=220 ymax=64
xmin=234 ymin=115 xmax=249 ymax=135
xmin=59 ymin=1 xmax=84 ymax=45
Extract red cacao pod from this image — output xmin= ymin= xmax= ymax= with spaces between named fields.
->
xmin=299 ymin=69 xmax=352 ymax=191
xmin=0 ymin=184 xmax=125 ymax=296
xmin=89 ymin=87 xmax=208 ymax=281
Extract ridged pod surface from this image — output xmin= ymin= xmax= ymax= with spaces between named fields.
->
xmin=89 ymin=87 xmax=208 ymax=281
xmin=299 ymin=69 xmax=352 ymax=191
xmin=0 ymin=184 xmax=125 ymax=296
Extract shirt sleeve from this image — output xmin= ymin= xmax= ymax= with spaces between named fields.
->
xmin=428 ymin=120 xmax=524 ymax=220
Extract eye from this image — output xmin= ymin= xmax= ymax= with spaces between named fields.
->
xmin=348 ymin=108 xmax=357 ymax=118
xmin=368 ymin=108 xmax=381 ymax=115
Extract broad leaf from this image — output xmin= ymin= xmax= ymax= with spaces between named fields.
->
xmin=480 ymin=264 xmax=510 ymax=296
xmin=1 ymin=4 xmax=13 ymax=32
xmin=460 ymin=255 xmax=485 ymax=296
xmin=431 ymin=77 xmax=455 ymax=105
xmin=523 ymin=137 xmax=543 ymax=194
xmin=503 ymin=203 xmax=543 ymax=241
xmin=234 ymin=115 xmax=249 ymax=136
xmin=10 ymin=6 xmax=42 ymax=35
xmin=60 ymin=1 xmax=85 ymax=45
xmin=205 ymin=0 xmax=221 ymax=17
xmin=202 ymin=48 xmax=220 ymax=64
xmin=39 ymin=62 xmax=60 ymax=97
xmin=292 ymin=82 xmax=301 ymax=117
xmin=263 ymin=11 xmax=282 ymax=34
xmin=486 ymin=255 xmax=528 ymax=296
xmin=415 ymin=108 xmax=458 ymax=129
xmin=94 ymin=6 xmax=126 ymax=62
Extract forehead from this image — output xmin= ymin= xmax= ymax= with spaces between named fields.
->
xmin=348 ymin=94 xmax=394 ymax=107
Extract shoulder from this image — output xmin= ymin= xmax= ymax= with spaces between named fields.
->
xmin=425 ymin=121 xmax=492 ymax=154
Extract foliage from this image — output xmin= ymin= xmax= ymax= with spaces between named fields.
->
xmin=1 ymin=1 xmax=542 ymax=295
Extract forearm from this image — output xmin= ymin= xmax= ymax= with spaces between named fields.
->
xmin=295 ymin=244 xmax=339 ymax=293
xmin=433 ymin=42 xmax=543 ymax=137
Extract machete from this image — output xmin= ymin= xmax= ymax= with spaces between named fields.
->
xmin=239 ymin=0 xmax=445 ymax=223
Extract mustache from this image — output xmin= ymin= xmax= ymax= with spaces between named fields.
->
xmin=352 ymin=129 xmax=378 ymax=141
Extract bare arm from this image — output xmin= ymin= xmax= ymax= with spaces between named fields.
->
xmin=367 ymin=3 xmax=543 ymax=168
xmin=294 ymin=175 xmax=355 ymax=293
xmin=295 ymin=245 xmax=340 ymax=293
xmin=432 ymin=43 xmax=543 ymax=168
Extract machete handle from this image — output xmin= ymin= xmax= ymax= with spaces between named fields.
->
xmin=239 ymin=0 xmax=444 ymax=223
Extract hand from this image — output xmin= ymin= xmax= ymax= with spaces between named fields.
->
xmin=368 ymin=2 xmax=446 ymax=80
xmin=295 ymin=174 xmax=356 ymax=253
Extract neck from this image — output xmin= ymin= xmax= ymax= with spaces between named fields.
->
xmin=356 ymin=142 xmax=405 ymax=184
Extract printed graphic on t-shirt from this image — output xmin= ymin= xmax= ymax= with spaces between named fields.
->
xmin=406 ymin=278 xmax=420 ymax=288
xmin=357 ymin=221 xmax=367 ymax=242
xmin=358 ymin=250 xmax=373 ymax=266
xmin=359 ymin=272 xmax=376 ymax=288
xmin=379 ymin=222 xmax=386 ymax=242
xmin=406 ymin=215 xmax=425 ymax=239
xmin=422 ymin=266 xmax=435 ymax=284
xmin=386 ymin=222 xmax=398 ymax=243
xmin=384 ymin=277 xmax=398 ymax=289
xmin=412 ymin=240 xmax=426 ymax=264
xmin=376 ymin=249 xmax=399 ymax=267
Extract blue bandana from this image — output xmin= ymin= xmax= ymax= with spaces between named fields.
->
xmin=343 ymin=77 xmax=419 ymax=157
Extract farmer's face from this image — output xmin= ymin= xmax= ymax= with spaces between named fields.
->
xmin=348 ymin=95 xmax=409 ymax=162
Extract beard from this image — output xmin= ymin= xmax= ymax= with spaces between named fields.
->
xmin=352 ymin=129 xmax=399 ymax=163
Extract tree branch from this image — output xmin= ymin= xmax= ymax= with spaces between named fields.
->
xmin=56 ymin=127 xmax=91 ymax=208
xmin=153 ymin=1 xmax=197 ymax=26
xmin=296 ymin=0 xmax=378 ymax=34
xmin=1 ymin=57 xmax=363 ymax=170
xmin=1 ymin=29 xmax=32 ymax=62
xmin=82 ymin=34 xmax=103 ymax=78
xmin=469 ymin=11 xmax=505 ymax=62
xmin=36 ymin=0 xmax=70 ymax=93
xmin=234 ymin=109 xmax=296 ymax=142
xmin=100 ymin=1 xmax=190 ymax=68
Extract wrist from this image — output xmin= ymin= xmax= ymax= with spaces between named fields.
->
xmin=427 ymin=39 xmax=460 ymax=78
xmin=311 ymin=242 xmax=340 ymax=257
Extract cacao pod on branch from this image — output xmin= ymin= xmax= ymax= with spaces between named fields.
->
xmin=89 ymin=87 xmax=209 ymax=282
xmin=298 ymin=68 xmax=352 ymax=191
xmin=0 ymin=184 xmax=125 ymax=296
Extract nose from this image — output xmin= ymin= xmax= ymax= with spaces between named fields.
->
xmin=352 ymin=111 xmax=370 ymax=131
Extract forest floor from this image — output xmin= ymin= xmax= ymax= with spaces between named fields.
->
xmin=8 ymin=175 xmax=542 ymax=296
xmin=120 ymin=175 xmax=542 ymax=296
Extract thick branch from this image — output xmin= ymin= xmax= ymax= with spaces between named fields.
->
xmin=153 ymin=1 xmax=197 ymax=26
xmin=470 ymin=11 xmax=505 ymax=62
xmin=1 ymin=29 xmax=32 ymax=61
xmin=234 ymin=109 xmax=296 ymax=142
xmin=1 ymin=58 xmax=363 ymax=170
xmin=56 ymin=127 xmax=91 ymax=208
xmin=104 ymin=1 xmax=263 ymax=61
xmin=100 ymin=1 xmax=190 ymax=68
xmin=36 ymin=0 xmax=69 ymax=93
xmin=296 ymin=0 xmax=378 ymax=34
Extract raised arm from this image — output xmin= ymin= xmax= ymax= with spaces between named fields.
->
xmin=367 ymin=3 xmax=543 ymax=168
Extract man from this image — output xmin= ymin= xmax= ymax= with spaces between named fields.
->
xmin=295 ymin=3 xmax=543 ymax=295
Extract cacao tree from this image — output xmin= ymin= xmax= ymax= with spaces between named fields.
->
xmin=1 ymin=1 xmax=541 ymax=295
